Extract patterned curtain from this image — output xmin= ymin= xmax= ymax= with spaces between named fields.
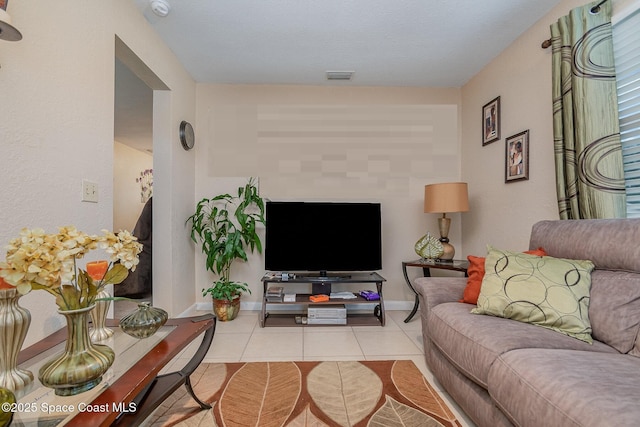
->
xmin=551 ymin=0 xmax=626 ymax=219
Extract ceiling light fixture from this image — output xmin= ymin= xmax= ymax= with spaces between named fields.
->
xmin=326 ymin=71 xmax=354 ymax=81
xmin=150 ymin=0 xmax=171 ymax=17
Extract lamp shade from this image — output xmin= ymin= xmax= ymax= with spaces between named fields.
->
xmin=0 ymin=0 xmax=22 ymax=41
xmin=424 ymin=182 xmax=469 ymax=213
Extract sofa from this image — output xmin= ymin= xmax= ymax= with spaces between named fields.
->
xmin=415 ymin=219 xmax=640 ymax=427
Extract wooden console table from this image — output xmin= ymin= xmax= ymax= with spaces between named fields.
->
xmin=14 ymin=314 xmax=216 ymax=426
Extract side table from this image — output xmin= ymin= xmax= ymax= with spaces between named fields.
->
xmin=402 ymin=258 xmax=468 ymax=323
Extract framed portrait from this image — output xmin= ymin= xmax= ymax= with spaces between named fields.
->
xmin=482 ymin=96 xmax=501 ymax=146
xmin=505 ymin=130 xmax=529 ymax=183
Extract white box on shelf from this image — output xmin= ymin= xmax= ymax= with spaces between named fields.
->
xmin=307 ymin=304 xmax=347 ymax=319
xmin=307 ymin=317 xmax=348 ymax=325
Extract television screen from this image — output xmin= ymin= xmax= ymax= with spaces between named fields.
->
xmin=265 ymin=201 xmax=382 ymax=274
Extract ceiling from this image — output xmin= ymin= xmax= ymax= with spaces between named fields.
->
xmin=131 ymin=0 xmax=562 ymax=87
xmin=117 ymin=0 xmax=563 ymax=152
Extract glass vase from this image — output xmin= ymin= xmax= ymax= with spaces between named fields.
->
xmin=38 ymin=305 xmax=115 ymax=396
xmin=0 ymin=288 xmax=34 ymax=393
xmin=119 ymin=302 xmax=168 ymax=339
xmin=90 ymin=290 xmax=113 ymax=342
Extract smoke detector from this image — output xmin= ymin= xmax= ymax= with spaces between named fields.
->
xmin=150 ymin=0 xmax=171 ymax=17
xmin=326 ymin=71 xmax=355 ymax=81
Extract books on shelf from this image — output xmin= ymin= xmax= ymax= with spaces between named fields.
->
xmin=266 ymin=286 xmax=284 ymax=302
xmin=329 ymin=291 xmax=357 ymax=299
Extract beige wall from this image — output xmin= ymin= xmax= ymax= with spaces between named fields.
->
xmin=195 ymin=85 xmax=462 ymax=306
xmin=113 ymin=141 xmax=153 ymax=232
xmin=460 ymin=0 xmax=591 ymax=257
xmin=0 ymin=0 xmax=196 ymax=345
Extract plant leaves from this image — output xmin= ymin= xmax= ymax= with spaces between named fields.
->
xmin=307 ymin=361 xmax=382 ymax=426
xmin=368 ymin=395 xmax=445 ymax=427
xmin=218 ymin=362 xmax=301 ymax=426
xmin=187 ymin=178 xmax=265 ymax=286
xmin=76 ymin=269 xmax=97 ymax=304
xmin=102 ymin=263 xmax=129 ymax=285
xmin=57 ymin=284 xmax=82 ymax=310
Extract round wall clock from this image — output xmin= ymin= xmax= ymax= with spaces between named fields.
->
xmin=179 ymin=121 xmax=195 ymax=150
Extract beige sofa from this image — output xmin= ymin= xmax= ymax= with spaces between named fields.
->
xmin=416 ymin=219 xmax=640 ymax=427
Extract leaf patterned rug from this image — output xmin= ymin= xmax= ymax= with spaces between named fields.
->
xmin=147 ymin=360 xmax=462 ymax=426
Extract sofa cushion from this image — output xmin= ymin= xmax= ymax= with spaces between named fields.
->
xmin=472 ymin=247 xmax=594 ymax=343
xmin=529 ymin=219 xmax=640 ymax=272
xmin=428 ymin=302 xmax=616 ymax=388
xmin=460 ymin=247 xmax=546 ymax=305
xmin=589 ymin=270 xmax=640 ymax=355
xmin=489 ymin=349 xmax=640 ymax=427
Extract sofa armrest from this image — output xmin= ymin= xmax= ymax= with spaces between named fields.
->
xmin=415 ymin=277 xmax=467 ymax=311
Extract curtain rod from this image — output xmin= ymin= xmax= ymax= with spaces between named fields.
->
xmin=541 ymin=0 xmax=609 ymax=49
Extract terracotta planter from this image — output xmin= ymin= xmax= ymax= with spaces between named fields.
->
xmin=213 ymin=296 xmax=240 ymax=321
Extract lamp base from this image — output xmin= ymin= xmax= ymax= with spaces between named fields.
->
xmin=438 ymin=240 xmax=455 ymax=261
xmin=437 ymin=215 xmax=455 ymax=260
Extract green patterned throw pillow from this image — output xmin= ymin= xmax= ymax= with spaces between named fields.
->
xmin=471 ymin=246 xmax=595 ymax=343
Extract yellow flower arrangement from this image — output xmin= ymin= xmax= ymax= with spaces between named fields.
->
xmin=0 ymin=226 xmax=142 ymax=311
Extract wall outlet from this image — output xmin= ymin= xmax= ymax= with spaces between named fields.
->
xmin=82 ymin=180 xmax=99 ymax=203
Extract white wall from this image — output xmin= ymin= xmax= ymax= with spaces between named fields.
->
xmin=195 ymin=85 xmax=462 ymax=305
xmin=0 ymin=0 xmax=196 ymax=346
xmin=113 ymin=141 xmax=153 ymax=232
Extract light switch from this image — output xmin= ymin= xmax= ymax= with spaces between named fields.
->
xmin=82 ymin=180 xmax=98 ymax=203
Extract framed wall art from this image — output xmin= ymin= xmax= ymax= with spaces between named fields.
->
xmin=505 ymin=130 xmax=529 ymax=183
xmin=482 ymin=96 xmax=500 ymax=146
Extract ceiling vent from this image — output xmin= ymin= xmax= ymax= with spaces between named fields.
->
xmin=326 ymin=71 xmax=354 ymax=81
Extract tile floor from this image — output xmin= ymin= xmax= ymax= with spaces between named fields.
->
xmin=159 ymin=309 xmax=476 ymax=427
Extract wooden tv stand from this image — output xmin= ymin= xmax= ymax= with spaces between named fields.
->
xmin=260 ymin=272 xmax=386 ymax=327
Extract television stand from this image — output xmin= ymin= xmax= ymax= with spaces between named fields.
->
xmin=260 ymin=272 xmax=386 ymax=327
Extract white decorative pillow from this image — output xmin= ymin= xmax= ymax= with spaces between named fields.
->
xmin=471 ymin=246 xmax=595 ymax=343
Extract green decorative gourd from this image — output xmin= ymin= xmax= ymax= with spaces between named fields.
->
xmin=414 ymin=232 xmax=444 ymax=259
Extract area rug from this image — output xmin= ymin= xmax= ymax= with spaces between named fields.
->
xmin=147 ymin=360 xmax=463 ymax=426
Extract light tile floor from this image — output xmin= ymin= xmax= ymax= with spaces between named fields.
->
xmin=159 ymin=309 xmax=476 ymax=427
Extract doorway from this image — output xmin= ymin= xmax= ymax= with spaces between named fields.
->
xmin=113 ymin=36 xmax=169 ymax=317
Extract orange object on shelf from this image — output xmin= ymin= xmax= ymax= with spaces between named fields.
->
xmin=309 ymin=294 xmax=329 ymax=303
xmin=86 ymin=260 xmax=109 ymax=281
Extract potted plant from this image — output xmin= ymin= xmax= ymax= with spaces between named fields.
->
xmin=187 ymin=178 xmax=265 ymax=321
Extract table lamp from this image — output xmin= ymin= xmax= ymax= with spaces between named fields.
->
xmin=424 ymin=182 xmax=469 ymax=261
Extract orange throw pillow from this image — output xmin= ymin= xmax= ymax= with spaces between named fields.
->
xmin=460 ymin=247 xmax=547 ymax=304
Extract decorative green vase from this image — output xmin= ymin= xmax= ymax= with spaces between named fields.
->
xmin=89 ymin=289 xmax=114 ymax=342
xmin=119 ymin=302 xmax=168 ymax=339
xmin=0 ymin=387 xmax=16 ymax=427
xmin=39 ymin=305 xmax=115 ymax=396
xmin=0 ymin=288 xmax=34 ymax=392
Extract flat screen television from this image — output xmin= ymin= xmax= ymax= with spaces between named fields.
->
xmin=264 ymin=201 xmax=382 ymax=275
